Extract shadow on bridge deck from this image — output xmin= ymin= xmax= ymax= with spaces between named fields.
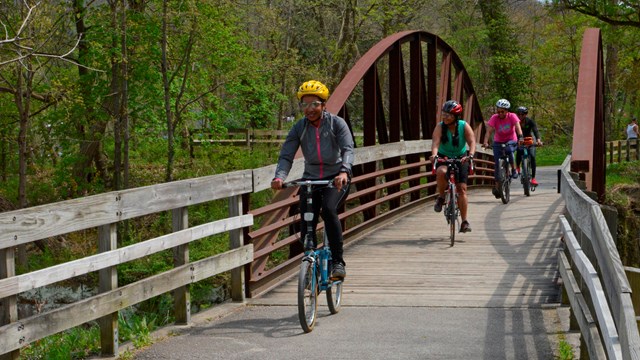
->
xmin=130 ymin=166 xmax=579 ymax=360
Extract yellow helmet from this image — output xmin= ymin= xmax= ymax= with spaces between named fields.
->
xmin=297 ymin=80 xmax=330 ymax=101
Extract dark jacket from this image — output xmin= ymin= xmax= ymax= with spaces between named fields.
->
xmin=275 ymin=111 xmax=354 ymax=181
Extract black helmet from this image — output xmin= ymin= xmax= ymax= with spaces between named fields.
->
xmin=516 ymin=106 xmax=528 ymax=115
xmin=442 ymin=100 xmax=463 ymax=115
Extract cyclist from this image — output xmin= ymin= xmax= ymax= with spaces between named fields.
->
xmin=627 ymin=117 xmax=639 ymax=140
xmin=271 ymin=80 xmax=354 ymax=280
xmin=429 ymin=100 xmax=476 ymax=233
xmin=515 ymin=106 xmax=543 ymax=186
xmin=482 ymin=99 xmax=524 ymax=199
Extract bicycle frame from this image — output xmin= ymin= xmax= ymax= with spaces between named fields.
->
xmin=285 ymin=179 xmax=343 ymax=332
xmin=495 ymin=143 xmax=516 ymax=204
xmin=433 ymin=157 xmax=466 ymax=246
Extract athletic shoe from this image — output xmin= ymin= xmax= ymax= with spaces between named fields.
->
xmin=331 ymin=263 xmax=346 ymax=279
xmin=459 ymin=220 xmax=472 ymax=233
xmin=434 ymin=196 xmax=445 ymax=213
xmin=511 ymin=170 xmax=519 ymax=179
xmin=492 ymin=187 xmax=501 ymax=198
xmin=531 ymin=178 xmax=538 ymax=186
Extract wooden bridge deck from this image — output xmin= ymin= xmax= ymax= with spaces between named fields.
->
xmin=251 ymin=166 xmax=565 ymax=309
xmin=133 ymin=166 xmax=573 ymax=360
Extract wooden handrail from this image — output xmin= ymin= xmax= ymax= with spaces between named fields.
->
xmin=559 ymin=155 xmax=640 ymax=359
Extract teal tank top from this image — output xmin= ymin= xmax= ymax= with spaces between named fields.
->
xmin=438 ymin=120 xmax=467 ymax=158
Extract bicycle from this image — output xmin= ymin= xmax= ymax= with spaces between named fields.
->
xmin=284 ymin=179 xmax=343 ymax=333
xmin=489 ymin=142 xmax=517 ymax=204
xmin=432 ymin=156 xmax=473 ymax=246
xmin=517 ymin=137 xmax=536 ymax=196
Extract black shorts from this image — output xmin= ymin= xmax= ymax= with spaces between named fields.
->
xmin=437 ymin=160 xmax=470 ymax=184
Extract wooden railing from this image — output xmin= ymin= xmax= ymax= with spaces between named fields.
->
xmin=0 ymin=140 xmax=495 ymax=358
xmin=558 ymin=155 xmax=640 ymax=360
xmin=191 ymin=128 xmax=365 ymax=147
xmin=606 ymin=139 xmax=639 ymax=164
xmin=0 ymin=171 xmax=254 ymax=358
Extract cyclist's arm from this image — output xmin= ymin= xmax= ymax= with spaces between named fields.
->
xmin=515 ymin=121 xmax=524 ymax=143
xmin=529 ymin=118 xmax=543 ymax=145
xmin=463 ymin=123 xmax=476 ymax=157
xmin=482 ymin=124 xmax=495 ymax=147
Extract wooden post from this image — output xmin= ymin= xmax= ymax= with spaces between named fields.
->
xmin=609 ymin=142 xmax=613 ymax=164
xmin=172 ymin=207 xmax=190 ymax=325
xmin=229 ymin=195 xmax=246 ymax=302
xmin=98 ymin=224 xmax=118 ymax=356
xmin=0 ymin=248 xmax=18 ymax=360
xmin=625 ymin=267 xmax=640 ymax=331
xmin=617 ymin=141 xmax=622 ymax=163
xmin=626 ymin=140 xmax=631 ymax=162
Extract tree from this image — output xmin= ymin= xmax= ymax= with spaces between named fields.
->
xmin=554 ymin=0 xmax=640 ymax=28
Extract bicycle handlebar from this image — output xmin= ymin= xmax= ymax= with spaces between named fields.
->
xmin=283 ymin=179 xmax=335 ymax=188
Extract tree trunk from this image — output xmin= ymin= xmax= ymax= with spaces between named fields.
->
xmin=162 ymin=0 xmax=174 ymax=182
xmin=72 ymin=0 xmax=110 ymax=192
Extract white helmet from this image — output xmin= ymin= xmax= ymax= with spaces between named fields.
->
xmin=496 ymin=99 xmax=511 ymax=109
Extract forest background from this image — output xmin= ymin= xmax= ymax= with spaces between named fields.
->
xmin=2 ymin=0 xmax=639 ymax=212
xmin=2 ymin=0 xmax=640 ymax=357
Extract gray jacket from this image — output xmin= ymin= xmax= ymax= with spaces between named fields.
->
xmin=274 ymin=111 xmax=354 ymax=181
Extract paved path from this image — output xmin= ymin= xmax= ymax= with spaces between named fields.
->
xmin=131 ymin=166 xmax=578 ymax=360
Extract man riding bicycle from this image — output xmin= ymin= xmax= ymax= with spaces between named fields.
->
xmin=482 ymin=99 xmax=524 ymax=199
xmin=271 ymin=80 xmax=354 ymax=280
xmin=514 ymin=106 xmax=543 ymax=186
xmin=430 ymin=100 xmax=476 ymax=233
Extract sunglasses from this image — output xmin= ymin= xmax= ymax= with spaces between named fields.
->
xmin=299 ymin=101 xmax=324 ymax=109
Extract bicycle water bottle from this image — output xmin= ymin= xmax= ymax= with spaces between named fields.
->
xmin=322 ymin=256 xmax=328 ymax=274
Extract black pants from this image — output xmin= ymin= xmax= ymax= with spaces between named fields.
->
xmin=299 ymin=182 xmax=350 ymax=265
xmin=516 ymin=146 xmax=537 ymax=178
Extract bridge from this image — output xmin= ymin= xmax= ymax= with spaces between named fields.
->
xmin=1 ymin=29 xmax=639 ymax=360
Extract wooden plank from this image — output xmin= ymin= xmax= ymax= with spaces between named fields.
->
xmin=0 ymin=170 xmax=253 ymax=249
xmin=0 ymin=245 xmax=253 ymax=354
xmin=560 ymin=215 xmax=623 ymax=359
xmin=558 ymin=251 xmax=607 ymax=360
xmin=0 ymin=215 xmax=253 ymax=298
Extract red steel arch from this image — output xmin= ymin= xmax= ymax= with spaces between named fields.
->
xmin=327 ymin=30 xmax=484 ymax=215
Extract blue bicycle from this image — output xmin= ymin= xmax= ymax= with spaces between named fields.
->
xmin=285 ymin=179 xmax=343 ymax=333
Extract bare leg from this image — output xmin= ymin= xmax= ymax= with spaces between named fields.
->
xmin=436 ymin=165 xmax=448 ymax=197
xmin=458 ymin=183 xmax=469 ymax=221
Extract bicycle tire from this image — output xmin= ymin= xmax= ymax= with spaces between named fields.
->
xmin=501 ymin=160 xmax=510 ymax=204
xmin=448 ymin=183 xmax=457 ymax=246
xmin=327 ymin=278 xmax=342 ymax=314
xmin=522 ymin=156 xmax=531 ymax=197
xmin=298 ymin=259 xmax=318 ymax=333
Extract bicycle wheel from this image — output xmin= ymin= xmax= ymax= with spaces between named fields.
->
xmin=522 ymin=156 xmax=531 ymax=197
xmin=326 ymin=277 xmax=343 ymax=314
xmin=298 ymin=259 xmax=318 ymax=333
xmin=447 ymin=184 xmax=457 ymax=246
xmin=500 ymin=160 xmax=510 ymax=204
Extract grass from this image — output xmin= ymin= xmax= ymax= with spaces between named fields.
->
xmin=536 ymin=143 xmax=571 ymax=166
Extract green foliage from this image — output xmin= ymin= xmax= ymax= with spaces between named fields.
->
xmin=557 ymin=339 xmax=575 ymax=360
xmin=20 ymin=324 xmax=100 ymax=359
xmin=535 ymin=143 xmax=571 ymax=166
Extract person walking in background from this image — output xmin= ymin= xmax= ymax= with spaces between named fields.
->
xmin=482 ymin=99 xmax=524 ymax=199
xmin=515 ymin=106 xmax=543 ymax=186
xmin=627 ymin=117 xmax=639 ymax=140
xmin=271 ymin=80 xmax=354 ymax=280
xmin=430 ymin=100 xmax=476 ymax=233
